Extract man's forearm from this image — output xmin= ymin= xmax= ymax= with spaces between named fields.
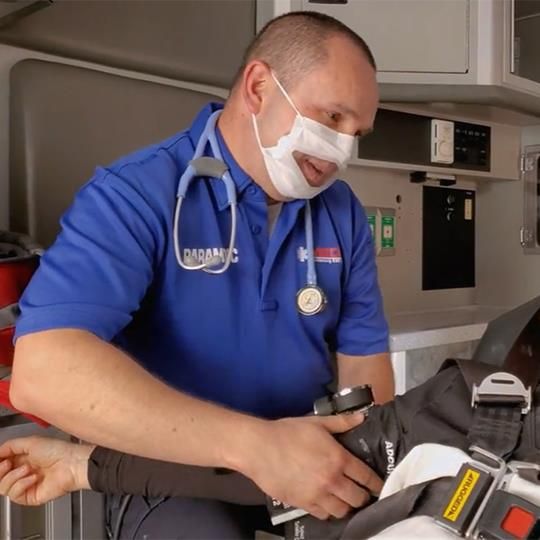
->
xmin=337 ymin=352 xmax=394 ymax=404
xmin=11 ymin=329 xmax=262 ymax=469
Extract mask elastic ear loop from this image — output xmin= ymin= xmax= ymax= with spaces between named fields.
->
xmin=271 ymin=70 xmax=356 ymax=159
xmin=251 ymin=114 xmax=266 ymax=150
xmin=270 ymin=71 xmax=303 ymax=119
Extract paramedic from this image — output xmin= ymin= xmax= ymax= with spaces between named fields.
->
xmin=9 ymin=10 xmax=393 ymax=537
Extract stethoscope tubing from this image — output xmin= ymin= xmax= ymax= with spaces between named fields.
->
xmin=172 ymin=110 xmax=323 ymax=311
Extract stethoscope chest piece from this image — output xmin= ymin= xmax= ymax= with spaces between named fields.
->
xmin=296 ymin=285 xmax=327 ymax=316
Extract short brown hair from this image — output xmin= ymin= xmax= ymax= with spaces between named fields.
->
xmin=232 ymin=11 xmax=376 ymax=90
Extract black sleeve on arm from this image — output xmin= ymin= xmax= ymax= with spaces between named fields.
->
xmin=88 ymin=446 xmax=265 ymax=505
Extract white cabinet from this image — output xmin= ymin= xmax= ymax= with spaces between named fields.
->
xmin=298 ymin=0 xmax=469 ymax=75
xmin=257 ymin=0 xmax=540 ymax=115
xmin=391 ymin=340 xmax=479 ymax=395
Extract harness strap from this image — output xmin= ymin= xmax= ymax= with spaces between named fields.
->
xmin=0 ymin=303 xmax=19 ymax=331
xmin=473 ymin=296 xmax=540 ymax=368
xmin=468 ymin=405 xmax=524 ymax=460
xmin=502 ymin=310 xmax=540 ymax=391
xmin=452 ymin=359 xmax=494 ymax=391
xmin=0 ymin=231 xmax=42 ymax=257
xmin=455 ymin=360 xmax=534 ymax=459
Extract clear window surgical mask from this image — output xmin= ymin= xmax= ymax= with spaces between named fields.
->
xmin=252 ymin=71 xmax=356 ymax=200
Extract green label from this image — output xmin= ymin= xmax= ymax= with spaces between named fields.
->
xmin=367 ymin=215 xmax=376 ymax=241
xmin=381 ymin=216 xmax=395 ymax=249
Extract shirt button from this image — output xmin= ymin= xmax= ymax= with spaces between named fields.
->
xmin=247 ymin=186 xmax=257 ymax=196
xmin=260 ymin=299 xmax=279 ymax=311
xmin=251 ymin=224 xmax=262 ymax=235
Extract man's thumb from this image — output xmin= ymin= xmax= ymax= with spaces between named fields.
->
xmin=317 ymin=412 xmax=365 ymax=434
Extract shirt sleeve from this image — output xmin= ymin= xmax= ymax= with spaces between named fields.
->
xmin=15 ymin=167 xmax=164 ymax=342
xmin=336 ymin=193 xmax=389 ymax=356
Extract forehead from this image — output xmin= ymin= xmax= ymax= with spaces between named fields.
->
xmin=291 ymin=36 xmax=379 ymax=123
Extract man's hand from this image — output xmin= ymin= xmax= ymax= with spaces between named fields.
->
xmin=238 ymin=413 xmax=382 ymax=520
xmin=0 ymin=436 xmax=93 ymax=506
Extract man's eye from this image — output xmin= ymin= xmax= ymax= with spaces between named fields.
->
xmin=327 ymin=111 xmax=339 ymax=122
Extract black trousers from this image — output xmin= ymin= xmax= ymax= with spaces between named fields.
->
xmin=110 ymin=495 xmax=276 ymax=540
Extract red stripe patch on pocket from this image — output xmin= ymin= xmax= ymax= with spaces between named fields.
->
xmin=313 ymin=247 xmax=342 ymax=263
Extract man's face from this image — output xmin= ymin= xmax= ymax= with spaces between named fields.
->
xmin=258 ymin=35 xmax=379 ymax=188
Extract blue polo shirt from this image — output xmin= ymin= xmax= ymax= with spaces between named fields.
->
xmin=15 ymin=103 xmax=388 ymax=419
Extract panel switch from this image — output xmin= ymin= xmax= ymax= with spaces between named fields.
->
xmin=431 ymin=119 xmax=454 ymax=164
xmin=378 ymin=208 xmax=396 ymax=257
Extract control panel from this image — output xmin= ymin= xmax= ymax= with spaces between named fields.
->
xmin=453 ymin=121 xmax=490 ymax=169
xmin=357 ymin=109 xmax=492 ymax=172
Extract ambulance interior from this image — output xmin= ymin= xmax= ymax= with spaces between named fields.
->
xmin=0 ymin=0 xmax=540 ymax=537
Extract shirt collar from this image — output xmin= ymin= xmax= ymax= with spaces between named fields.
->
xmin=187 ymin=102 xmax=258 ymax=211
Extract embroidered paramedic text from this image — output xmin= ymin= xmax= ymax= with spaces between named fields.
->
xmin=183 ymin=248 xmax=239 ymax=265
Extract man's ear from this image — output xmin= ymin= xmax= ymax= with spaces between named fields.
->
xmin=241 ymin=60 xmax=272 ymax=115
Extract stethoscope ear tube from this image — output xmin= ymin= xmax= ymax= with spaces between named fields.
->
xmin=189 ymin=157 xmax=229 ymax=180
xmin=174 ymin=110 xmax=237 ymax=274
xmin=204 ymin=199 xmax=236 ymax=274
xmin=174 ymin=183 xmax=237 ymax=274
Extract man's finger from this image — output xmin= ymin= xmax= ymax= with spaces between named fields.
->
xmin=313 ymin=412 xmax=365 ymax=434
xmin=306 ymin=504 xmax=330 ymax=521
xmin=331 ymin=476 xmax=370 ymax=508
xmin=0 ymin=437 xmax=32 ymax=459
xmin=344 ymin=454 xmax=383 ymax=495
xmin=0 ymin=459 xmax=12 ymax=476
xmin=0 ymin=464 xmax=30 ymax=496
xmin=318 ymin=494 xmax=351 ymax=519
xmin=9 ymin=473 xmax=37 ymax=501
xmin=0 ymin=443 xmax=17 ymax=459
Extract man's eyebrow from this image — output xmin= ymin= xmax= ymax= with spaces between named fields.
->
xmin=330 ymin=102 xmax=358 ymax=117
xmin=357 ymin=127 xmax=373 ymax=138
xmin=325 ymin=103 xmax=373 ymax=137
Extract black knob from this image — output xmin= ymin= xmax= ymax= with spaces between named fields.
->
xmin=333 ymin=385 xmax=374 ymax=414
xmin=313 ymin=395 xmax=335 ymax=416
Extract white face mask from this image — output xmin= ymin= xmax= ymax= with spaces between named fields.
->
xmin=252 ymin=72 xmax=356 ymax=200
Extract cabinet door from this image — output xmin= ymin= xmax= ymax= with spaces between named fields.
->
xmin=301 ymin=0 xmax=469 ymax=74
xmin=513 ymin=0 xmax=540 ymax=85
xmin=521 ymin=145 xmax=540 ymax=254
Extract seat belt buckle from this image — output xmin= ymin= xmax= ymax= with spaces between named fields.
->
xmin=434 ymin=447 xmax=506 ymax=537
xmin=471 ymin=372 xmax=532 ymax=415
xmin=472 ymin=461 xmax=540 ymax=539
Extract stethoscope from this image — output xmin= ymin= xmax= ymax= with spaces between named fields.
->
xmin=173 ymin=110 xmax=327 ymax=316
